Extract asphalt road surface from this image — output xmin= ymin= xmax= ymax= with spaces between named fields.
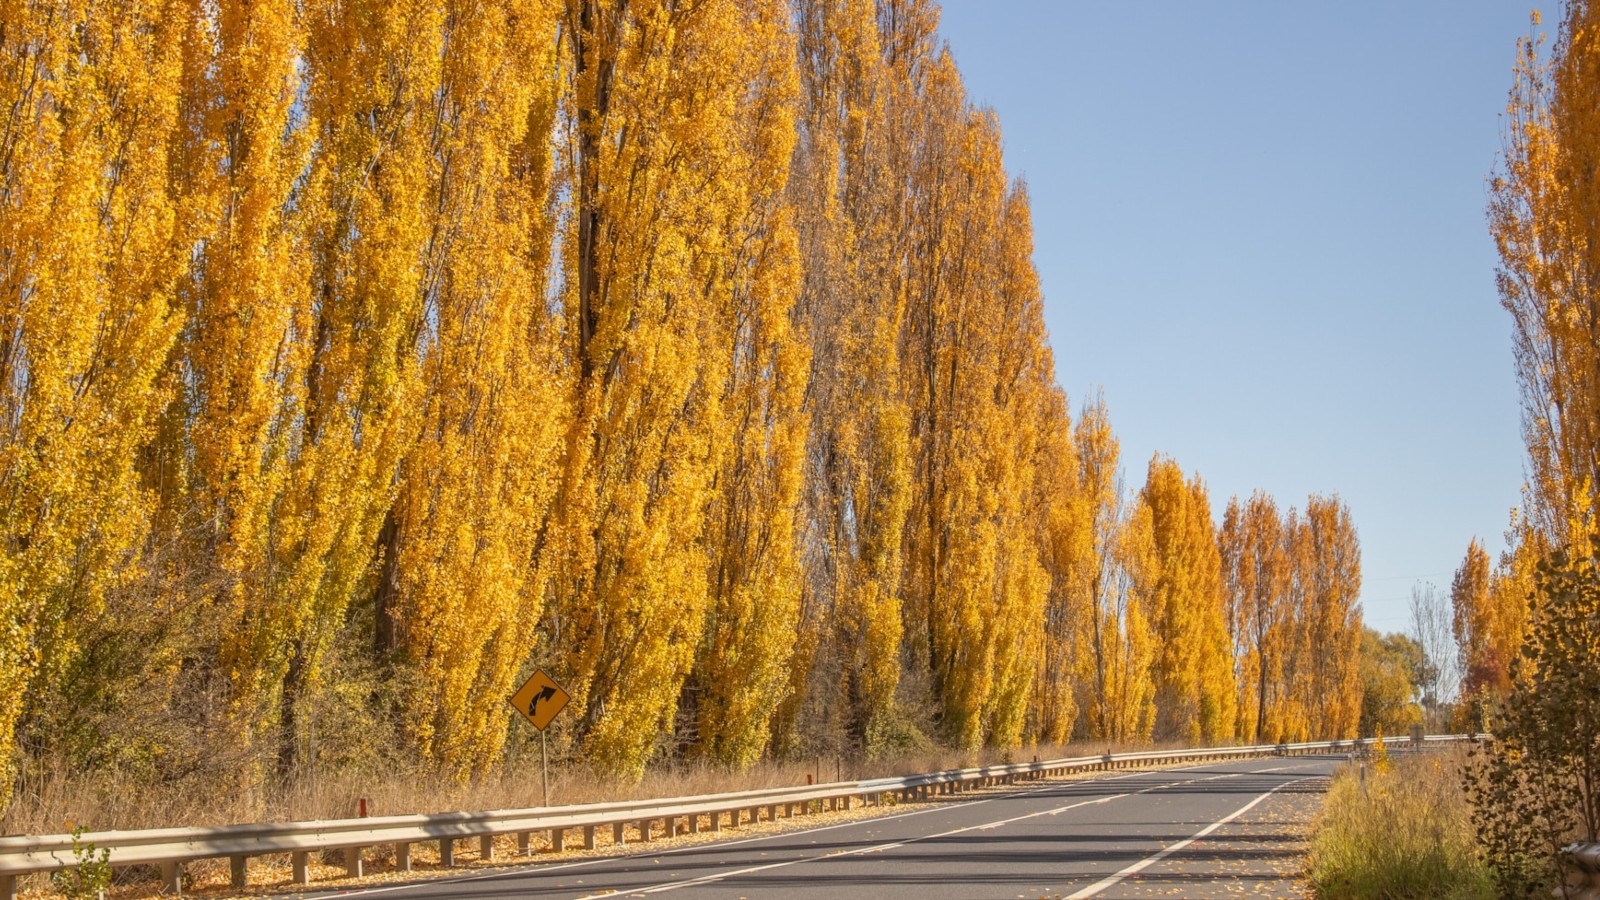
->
xmin=300 ymin=755 xmax=1339 ymax=900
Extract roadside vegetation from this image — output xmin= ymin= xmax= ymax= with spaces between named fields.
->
xmin=1308 ymin=746 xmax=1492 ymax=900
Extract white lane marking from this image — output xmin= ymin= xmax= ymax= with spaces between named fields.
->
xmin=1062 ymin=774 xmax=1320 ymax=900
xmin=566 ymin=763 xmax=1291 ymax=900
xmin=302 ymin=760 xmax=1285 ymax=899
xmin=298 ymin=773 xmax=1078 ymax=899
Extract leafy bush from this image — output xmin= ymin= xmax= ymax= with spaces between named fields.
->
xmin=1463 ymin=542 xmax=1600 ymax=898
xmin=49 ymin=825 xmax=112 ymax=900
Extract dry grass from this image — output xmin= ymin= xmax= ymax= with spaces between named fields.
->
xmin=5 ymin=738 xmax=1159 ymax=834
xmin=1306 ymin=747 xmax=1493 ymax=900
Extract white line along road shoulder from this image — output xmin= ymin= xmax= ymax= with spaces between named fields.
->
xmin=1062 ymin=774 xmax=1319 ymax=900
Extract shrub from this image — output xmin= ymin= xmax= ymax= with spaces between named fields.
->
xmin=1463 ymin=542 xmax=1600 ymax=898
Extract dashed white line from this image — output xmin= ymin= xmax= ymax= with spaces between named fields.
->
xmin=568 ymin=765 xmax=1269 ymax=899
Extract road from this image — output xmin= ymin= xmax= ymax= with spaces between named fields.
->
xmin=300 ymin=755 xmax=1338 ymax=900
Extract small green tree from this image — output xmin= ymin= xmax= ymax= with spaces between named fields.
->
xmin=49 ymin=825 xmax=111 ymax=900
xmin=1464 ymin=541 xmax=1600 ymax=898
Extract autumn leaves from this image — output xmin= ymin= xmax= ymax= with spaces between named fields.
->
xmin=0 ymin=0 xmax=1366 ymax=813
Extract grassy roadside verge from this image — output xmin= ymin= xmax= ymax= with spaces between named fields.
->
xmin=1306 ymin=747 xmax=1492 ymax=899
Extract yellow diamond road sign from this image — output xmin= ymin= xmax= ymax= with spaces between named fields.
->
xmin=509 ymin=668 xmax=570 ymax=731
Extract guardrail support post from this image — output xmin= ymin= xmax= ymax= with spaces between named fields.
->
xmin=162 ymin=861 xmax=182 ymax=894
xmin=613 ymin=822 xmax=627 ymax=845
xmin=291 ymin=851 xmax=310 ymax=883
xmin=640 ymin=819 xmax=654 ymax=842
xmin=768 ymin=803 xmax=779 ymax=821
xmin=230 ymin=854 xmax=248 ymax=888
xmin=688 ymin=813 xmax=700 ymax=833
xmin=397 ymin=842 xmax=412 ymax=872
xmin=584 ymin=825 xmax=598 ymax=849
xmin=479 ymin=834 xmax=495 ymax=862
xmin=440 ymin=838 xmax=455 ymax=867
xmin=517 ymin=832 xmax=531 ymax=856
xmin=0 ymin=874 xmax=13 ymax=900
xmin=348 ymin=846 xmax=366 ymax=878
xmin=710 ymin=812 xmax=722 ymax=832
xmin=551 ymin=827 xmax=565 ymax=852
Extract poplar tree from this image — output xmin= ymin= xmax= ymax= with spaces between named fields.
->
xmin=1295 ymin=495 xmax=1363 ymax=739
xmin=1220 ymin=491 xmax=1288 ymax=742
xmin=0 ymin=0 xmax=187 ymax=803
xmin=172 ymin=0 xmax=317 ymax=762
xmin=692 ymin=0 xmax=810 ymax=768
xmin=1130 ymin=457 xmax=1235 ymax=743
xmin=1493 ymin=3 xmax=1600 ymax=549
xmin=784 ymin=0 xmax=912 ymax=758
xmin=552 ymin=0 xmax=797 ymax=778
xmin=383 ymin=0 xmax=567 ymax=773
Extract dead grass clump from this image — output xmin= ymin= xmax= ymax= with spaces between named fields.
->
xmin=1307 ymin=747 xmax=1493 ymax=899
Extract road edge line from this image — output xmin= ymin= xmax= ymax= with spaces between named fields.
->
xmin=1062 ymin=774 xmax=1319 ymax=900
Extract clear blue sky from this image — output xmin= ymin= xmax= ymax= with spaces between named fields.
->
xmin=935 ymin=2 xmax=1534 ymax=633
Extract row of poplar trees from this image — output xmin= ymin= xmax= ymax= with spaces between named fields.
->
xmin=1447 ymin=0 xmax=1600 ymax=722
xmin=0 ymin=0 xmax=1364 ymax=812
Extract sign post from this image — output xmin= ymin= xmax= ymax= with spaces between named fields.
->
xmin=509 ymin=669 xmax=571 ymax=807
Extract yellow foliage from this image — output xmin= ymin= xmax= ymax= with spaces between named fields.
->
xmin=0 ymin=0 xmax=187 ymax=800
xmin=0 ymin=0 xmax=1380 ymax=808
xmin=1129 ymin=456 xmax=1237 ymax=743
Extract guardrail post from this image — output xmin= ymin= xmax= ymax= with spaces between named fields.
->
xmin=665 ymin=817 xmax=679 ymax=838
xmin=291 ymin=851 xmax=310 ymax=883
xmin=397 ymin=842 xmax=412 ymax=871
xmin=440 ymin=837 xmax=456 ymax=867
xmin=162 ymin=861 xmax=183 ymax=894
xmin=517 ymin=832 xmax=532 ymax=856
xmin=640 ymin=818 xmax=654 ymax=842
xmin=613 ymin=822 xmax=627 ymax=845
xmin=348 ymin=845 xmax=366 ymax=877
xmin=551 ymin=827 xmax=565 ymax=852
xmin=584 ymin=825 xmax=598 ymax=849
xmin=768 ymin=803 xmax=779 ymax=821
xmin=688 ymin=813 xmax=700 ymax=833
xmin=230 ymin=854 xmax=248 ymax=888
xmin=480 ymin=834 xmax=495 ymax=862
xmin=0 ymin=874 xmax=13 ymax=900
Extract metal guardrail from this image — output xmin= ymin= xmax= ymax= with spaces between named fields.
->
xmin=0 ymin=734 xmax=1481 ymax=898
xmin=1563 ymin=842 xmax=1600 ymax=900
